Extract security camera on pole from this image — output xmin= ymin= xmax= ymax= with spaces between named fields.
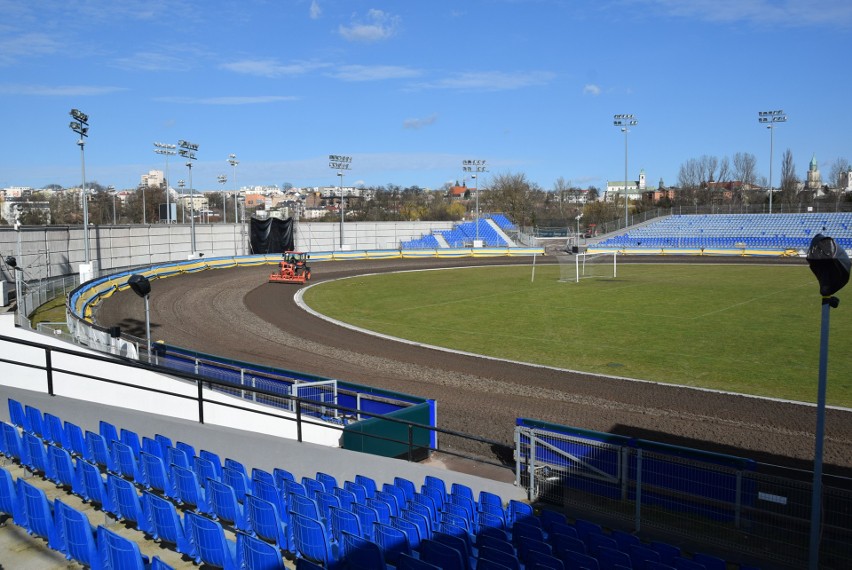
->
xmin=329 ymin=154 xmax=352 ymax=251
xmin=462 ymin=159 xmax=487 ymax=247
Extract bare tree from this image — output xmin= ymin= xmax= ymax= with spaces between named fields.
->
xmin=829 ymin=157 xmax=850 ymax=189
xmin=484 ymin=172 xmax=537 ymax=227
xmin=733 ymin=152 xmax=758 ymax=186
xmin=779 ymin=148 xmax=798 ymax=210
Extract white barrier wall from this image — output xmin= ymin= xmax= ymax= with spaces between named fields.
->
xmin=0 ymin=221 xmax=455 ymax=284
xmin=0 ymin=313 xmax=341 ymax=447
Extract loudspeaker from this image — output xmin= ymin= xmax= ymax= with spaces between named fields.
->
xmin=127 ymin=274 xmax=151 ymax=298
xmin=807 ymin=234 xmax=850 ymax=297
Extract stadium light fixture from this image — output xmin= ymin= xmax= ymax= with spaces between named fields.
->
xmin=613 ymin=114 xmax=638 ymax=229
xmin=329 ymin=154 xmax=352 ymax=251
xmin=154 ymin=142 xmax=177 ymax=224
xmin=805 ymin=233 xmax=849 ymax=570
xmin=179 ymin=140 xmax=199 ymax=256
xmin=228 ymin=154 xmax=239 ymax=229
xmin=462 ymin=159 xmax=487 ymax=245
xmin=128 ymin=274 xmax=153 ymax=362
xmin=69 ymin=108 xmax=91 ymax=269
xmin=758 ymin=110 xmax=786 ymax=214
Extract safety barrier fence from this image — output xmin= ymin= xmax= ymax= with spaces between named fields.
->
xmin=515 ymin=419 xmax=852 ymax=568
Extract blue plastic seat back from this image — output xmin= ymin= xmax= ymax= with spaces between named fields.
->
xmin=586 ymin=533 xmax=618 ymax=557
xmin=17 ymin=477 xmax=62 ymax=549
xmin=291 ymin=492 xmax=322 ymax=521
xmin=78 ymin=459 xmax=117 ymax=515
xmin=341 ymin=530 xmax=384 ymax=569
xmin=329 ymin=504 xmax=362 ymax=544
xmin=419 ymin=537 xmax=465 ymax=570
xmin=290 ymin=512 xmax=337 ymax=567
xmin=97 ymin=524 xmax=147 ymax=570
xmin=367 ymin=496 xmax=392 ymax=525
xmin=150 ymin=556 xmax=175 ymax=570
xmin=382 ymin=484 xmax=407 ymax=512
xmin=375 ymin=489 xmax=401 ymax=517
xmin=142 ymin=437 xmax=166 ymax=462
xmin=99 ymin=420 xmax=119 ymax=446
xmin=0 ymin=466 xmax=24 ymax=525
xmin=478 ymin=534 xmax=514 ymax=556
xmin=172 ymin=464 xmax=212 ymax=515
xmin=552 ymin=532 xmax=586 ymax=557
xmin=397 ymin=552 xmax=441 ymax=569
xmin=112 ymin=441 xmax=144 ymax=485
xmin=155 ymin=433 xmax=173 ymax=450
xmin=332 ymin=486 xmax=356 ymax=512
xmin=477 ymin=558 xmax=516 ymax=570
xmin=434 ymin=528 xmax=472 ymax=559
xmin=512 ymin=520 xmax=545 ymax=546
xmin=175 ymin=440 xmax=196 ymax=461
xmin=252 ymin=467 xmax=274 ymax=488
xmin=562 ymin=549 xmax=600 ymax=570
xmin=86 ymin=431 xmax=116 ymax=473
xmin=402 ymin=506 xmax=433 ymax=540
xmin=354 ymin=474 xmax=377 ymax=499
xmin=477 ymin=509 xmax=505 ymax=533
xmin=106 ymin=473 xmax=154 ymax=534
xmin=273 ymin=467 xmax=295 ymax=490
xmin=315 ymin=471 xmax=338 ymax=493
xmin=440 ymin=511 xmax=469 ymax=534
xmin=351 ymin=502 xmax=379 ymax=540
xmin=598 ymin=546 xmax=632 ymax=569
xmin=64 ymin=422 xmax=89 ymax=461
xmin=478 ymin=525 xmax=509 ymax=543
xmin=390 ymin=514 xmax=422 ymax=551
xmin=344 ymin=480 xmax=368 ymax=504
xmin=24 ymin=405 xmax=45 ymax=438
xmin=302 ymin=476 xmax=324 ymax=499
xmin=479 ymin=546 xmax=521 ymax=570
xmin=411 ymin=492 xmax=438 ymax=524
xmin=200 ymin=449 xmax=224 ymax=479
xmin=574 ymin=518 xmax=602 ymax=540
xmin=423 ymin=475 xmax=447 ymax=496
xmin=8 ymin=398 xmax=28 ymax=430
xmin=508 ymin=500 xmax=535 ymax=528
xmin=422 ymin=485 xmax=445 ymax=511
xmin=450 ymin=482 xmax=475 ymax=504
xmin=611 ymin=529 xmax=641 ymax=553
xmin=143 ymin=491 xmax=196 ymax=557
xmin=393 ymin=476 xmax=416 ymax=503
xmin=538 ymin=509 xmax=566 ymax=534
xmin=518 ymin=537 xmax=551 ymax=563
xmin=651 ymin=540 xmax=682 ymax=566
xmin=373 ymin=521 xmax=411 ymax=565
xmin=693 ymin=552 xmax=727 ymax=570
xmin=185 ymin=510 xmax=238 ymax=570
xmin=47 ymin=444 xmax=82 ymax=494
xmin=252 ymin=478 xmax=287 ymax=516
xmin=2 ymin=422 xmax=27 ymax=465
xmin=224 ymin=457 xmax=248 ymax=478
xmin=296 ymin=558 xmax=325 ymax=570
xmin=54 ymin=498 xmax=102 ymax=570
xmin=223 ymin=466 xmax=250 ymax=503
xmin=23 ymin=431 xmax=57 ymax=481
xmin=284 ymin=478 xmax=308 ymax=499
xmin=208 ymin=478 xmax=249 ymax=531
xmin=315 ymin=490 xmax=340 ymax=523
xmin=526 ymin=550 xmax=565 ymax=570
xmin=631 ymin=544 xmax=663 ymax=568
xmin=119 ymin=428 xmax=142 ymax=458
xmin=167 ymin=446 xmax=191 ymax=470
xmin=44 ymin=413 xmax=69 ymax=448
xmin=194 ymin=455 xmax=219 ymax=487
xmin=244 ymin=493 xmax=292 ymax=552
xmin=237 ymin=531 xmax=286 ymax=570
xmin=140 ymin=451 xmax=177 ymax=499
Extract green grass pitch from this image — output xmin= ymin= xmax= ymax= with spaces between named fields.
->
xmin=303 ymin=263 xmax=852 ymax=407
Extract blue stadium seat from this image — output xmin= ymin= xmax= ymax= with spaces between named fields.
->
xmin=397 ymin=552 xmax=441 ymax=569
xmin=223 ymin=465 xmax=251 ymax=503
xmin=1 ymin=421 xmax=27 ymax=465
xmin=22 ymin=431 xmax=57 ymax=481
xmin=99 ymin=420 xmax=119 ymax=446
xmin=333 ymin=486 xmax=357 ymax=512
xmin=401 ymin=507 xmax=432 ymax=542
xmin=479 ymin=545 xmax=521 ymax=570
xmin=237 ymin=531 xmax=286 ymax=570
xmin=315 ymin=471 xmax=338 ymax=493
xmin=692 ymin=552 xmax=727 ymax=570
xmin=24 ymin=405 xmax=45 ymax=439
xmin=7 ymin=399 xmax=28 ymax=431
xmin=419 ymin=537 xmax=466 ymax=570
xmin=44 ymin=413 xmax=69 ymax=448
xmin=355 ymin=474 xmax=377 ymax=499
xmin=54 ymin=498 xmax=101 ymax=570
xmin=140 ymin=451 xmax=178 ymax=499
xmin=244 ymin=493 xmax=294 ymax=553
xmin=341 ymin=530 xmax=384 ymax=569
xmin=208 ymin=478 xmax=249 ymax=532
xmin=112 ymin=440 xmax=145 ymax=485
xmin=97 ymin=524 xmax=149 ymax=570
xmin=373 ymin=521 xmax=412 ymax=565
xmin=143 ymin=490 xmax=196 ymax=557
xmin=393 ymin=476 xmax=417 ymax=503
xmin=17 ymin=477 xmax=62 ymax=550
xmin=0 ymin=466 xmax=23 ymax=524
xmin=598 ymin=545 xmax=632 ymax=569
xmin=390 ymin=514 xmax=422 ymax=550
xmin=86 ymin=430 xmax=117 ymax=474
xmin=172 ymin=464 xmax=213 ymax=515
xmin=46 ymin=444 xmax=82 ymax=494
xmin=120 ymin=428 xmax=142 ymax=458
xmin=167 ymin=446 xmax=191 ymax=470
xmin=329 ymin=504 xmax=362 ymax=544
xmin=78 ymin=459 xmax=117 ymax=516
xmin=194 ymin=454 xmax=220 ymax=488
xmin=631 ymin=543 xmax=663 ymax=568
xmin=107 ymin=473 xmax=154 ymax=534
xmin=352 ymin=502 xmax=380 ymax=540
xmin=290 ymin=512 xmax=341 ymax=569
xmin=185 ymin=510 xmax=239 ymax=570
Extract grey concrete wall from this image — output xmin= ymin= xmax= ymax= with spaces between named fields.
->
xmin=0 ymin=220 xmax=455 ymax=284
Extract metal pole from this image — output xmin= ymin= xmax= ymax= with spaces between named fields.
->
xmin=339 ymin=171 xmax=345 ymax=249
xmin=144 ymin=294 xmax=152 ymax=363
xmin=809 ymin=296 xmax=834 ymax=570
xmin=164 ymin=152 xmax=171 ymax=223
xmin=189 ymin=164 xmax=196 ymax=254
xmin=769 ymin=125 xmax=774 ymax=215
xmin=142 ymin=186 xmax=147 ymax=224
xmin=474 ymin=174 xmax=480 ymax=243
xmin=624 ymin=128 xmax=629 ymax=229
xmin=79 ymin=141 xmax=90 ymax=264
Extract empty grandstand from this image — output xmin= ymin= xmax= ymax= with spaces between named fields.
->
xmin=592 ymin=213 xmax=852 ymax=253
xmin=401 ymin=214 xmax=517 ymax=249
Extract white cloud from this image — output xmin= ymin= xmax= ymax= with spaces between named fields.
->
xmin=644 ymin=0 xmax=852 ymax=27
xmin=309 ymin=0 xmax=321 ymax=19
xmin=332 ymin=65 xmax=422 ymax=82
xmin=583 ymin=84 xmax=601 ymax=96
xmin=403 ymin=114 xmax=438 ymax=130
xmin=339 ymin=9 xmax=400 ymax=42
xmin=112 ymin=51 xmax=191 ymax=72
xmin=412 ymin=70 xmax=555 ymax=92
xmin=0 ymin=33 xmax=62 ymax=66
xmin=221 ymin=59 xmax=329 ymax=78
xmin=0 ymin=84 xmax=127 ymax=96
xmin=154 ymin=95 xmax=298 ymax=105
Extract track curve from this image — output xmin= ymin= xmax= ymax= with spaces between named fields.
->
xmin=95 ymin=256 xmax=852 ymax=476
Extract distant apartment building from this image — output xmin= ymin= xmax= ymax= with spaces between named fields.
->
xmin=141 ymin=170 xmax=165 ymax=188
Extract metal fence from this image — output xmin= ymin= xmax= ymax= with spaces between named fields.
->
xmin=515 ymin=424 xmax=852 ymax=568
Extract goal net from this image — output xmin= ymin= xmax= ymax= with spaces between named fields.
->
xmin=558 ymin=251 xmax=617 ymax=282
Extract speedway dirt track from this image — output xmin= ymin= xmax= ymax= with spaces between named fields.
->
xmin=95 ymin=256 xmax=852 ymax=477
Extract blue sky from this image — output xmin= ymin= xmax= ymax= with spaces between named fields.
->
xmin=2 ymin=0 xmax=852 ymax=192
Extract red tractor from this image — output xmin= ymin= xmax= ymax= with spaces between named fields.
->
xmin=269 ymin=252 xmax=312 ymax=284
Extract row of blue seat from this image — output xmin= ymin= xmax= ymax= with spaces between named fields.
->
xmin=3 ymin=397 xmax=759 ymax=570
xmin=401 ymin=215 xmax=515 ymax=249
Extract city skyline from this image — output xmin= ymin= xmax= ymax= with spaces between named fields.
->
xmin=2 ymin=1 xmax=851 ymax=192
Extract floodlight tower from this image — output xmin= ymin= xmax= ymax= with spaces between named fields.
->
xmin=228 ymin=153 xmax=239 ymax=223
xmin=758 ymin=110 xmax=787 ymax=214
xmin=217 ymin=174 xmax=227 ymax=222
xmin=178 ymin=140 xmax=199 ymax=256
xmin=69 ymin=109 xmax=91 ymax=267
xmin=613 ymin=114 xmax=638 ymax=229
xmin=154 ymin=142 xmax=177 ymax=223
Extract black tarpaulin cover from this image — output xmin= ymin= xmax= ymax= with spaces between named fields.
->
xmin=250 ymin=217 xmax=294 ymax=254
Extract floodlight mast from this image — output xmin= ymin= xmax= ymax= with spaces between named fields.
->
xmin=329 ymin=154 xmax=352 ymax=251
xmin=179 ymin=140 xmax=199 ymax=255
xmin=217 ymin=174 xmax=227 ymax=223
xmin=613 ymin=114 xmax=637 ymax=229
xmin=462 ymin=159 xmax=487 ymax=246
xmin=228 ymin=154 xmax=239 ymax=229
xmin=69 ymin=109 xmax=91 ymax=267
xmin=154 ymin=142 xmax=177 ymax=224
xmin=758 ymin=110 xmax=787 ymax=214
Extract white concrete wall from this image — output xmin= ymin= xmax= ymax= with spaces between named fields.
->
xmin=0 ymin=313 xmax=341 ymax=447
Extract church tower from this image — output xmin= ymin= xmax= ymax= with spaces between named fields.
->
xmin=806 ymin=154 xmax=821 ymax=190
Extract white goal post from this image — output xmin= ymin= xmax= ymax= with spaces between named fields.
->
xmin=559 ymin=251 xmax=617 ymax=282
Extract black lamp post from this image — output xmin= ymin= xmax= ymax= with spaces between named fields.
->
xmin=805 ymin=233 xmax=849 ymax=570
xmin=128 ymin=274 xmax=152 ymax=362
